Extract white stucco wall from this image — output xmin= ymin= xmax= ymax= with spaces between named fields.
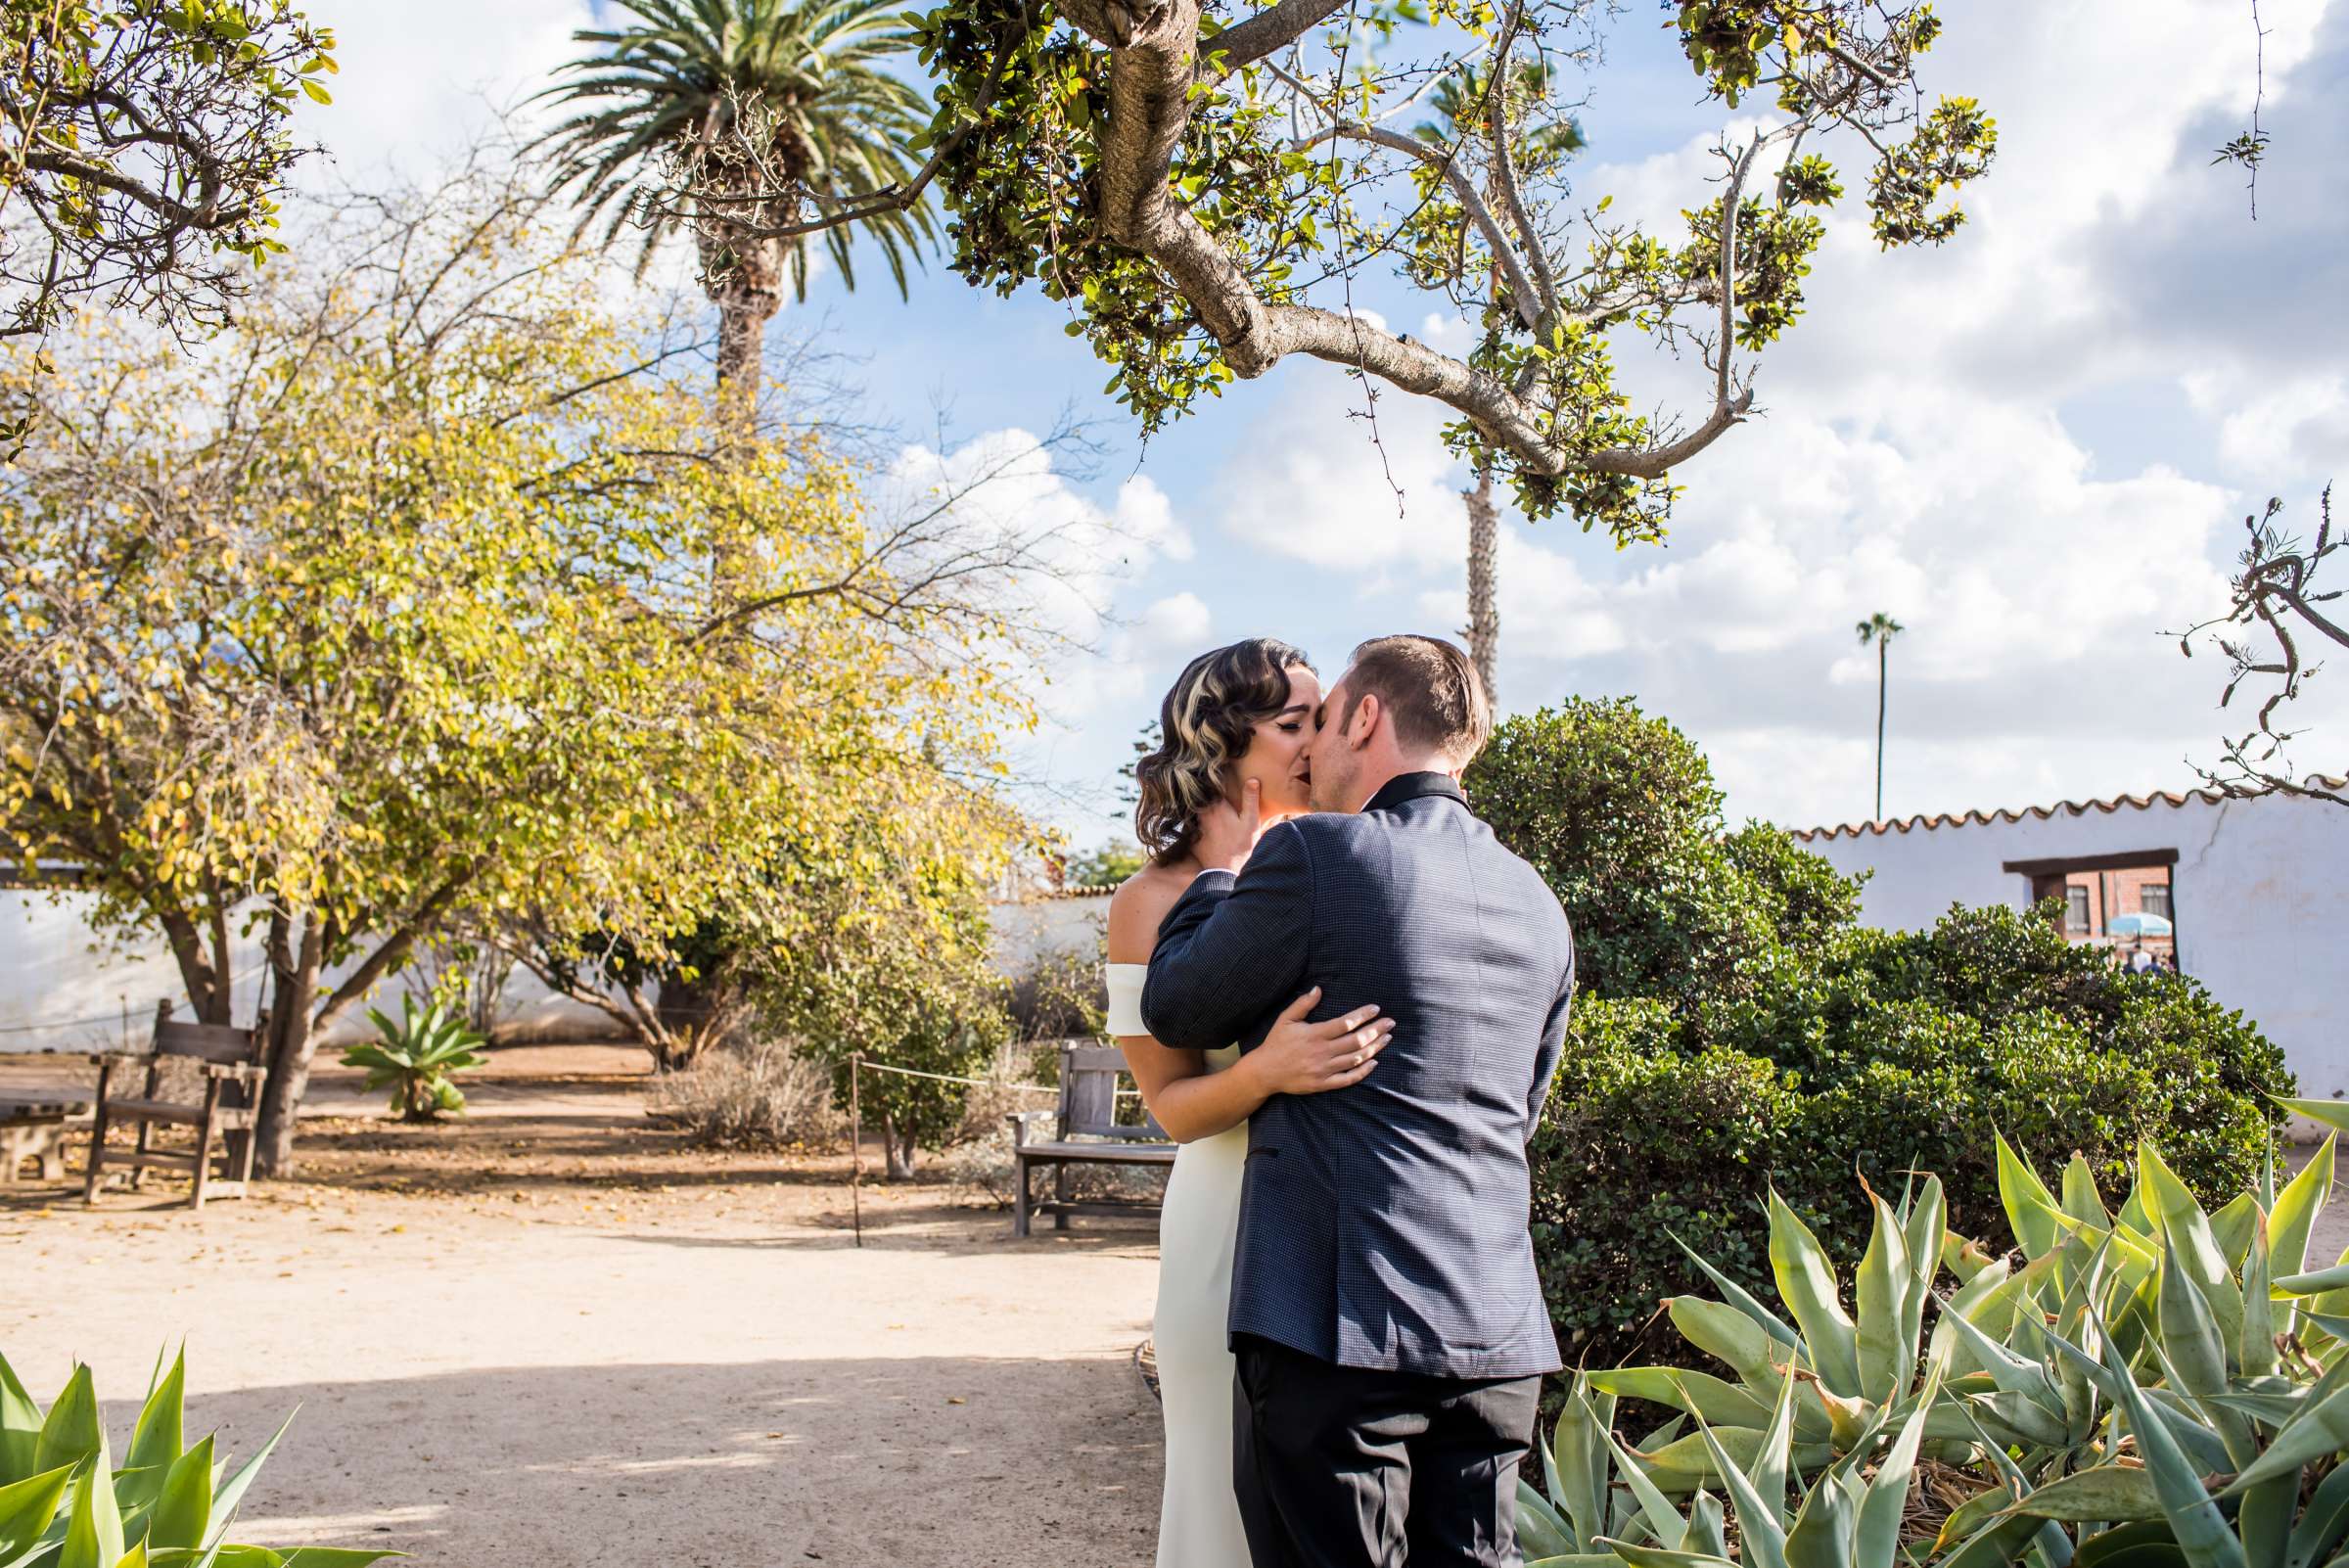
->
xmin=0 ymin=891 xmax=628 ymax=1055
xmin=988 ymin=893 xmax=1110 ymax=974
xmin=1796 ymin=790 xmax=2349 ymax=1097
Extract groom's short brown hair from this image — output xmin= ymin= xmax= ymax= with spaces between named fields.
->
xmin=1340 ymin=634 xmax=1492 ymax=764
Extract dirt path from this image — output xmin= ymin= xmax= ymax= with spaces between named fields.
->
xmin=1 ymin=1058 xmax=1166 ymax=1567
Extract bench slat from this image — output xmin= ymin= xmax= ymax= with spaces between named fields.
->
xmin=104 ymin=1098 xmax=255 ymax=1130
xmin=1015 ymin=1141 xmax=1177 ymax=1165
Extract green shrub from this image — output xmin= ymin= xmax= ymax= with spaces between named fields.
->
xmin=1005 ymin=942 xmax=1106 ymax=1043
xmin=1494 ymin=699 xmax=2293 ymax=1372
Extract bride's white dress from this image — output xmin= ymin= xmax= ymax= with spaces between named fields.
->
xmin=1106 ymin=962 xmax=1253 ymax=1568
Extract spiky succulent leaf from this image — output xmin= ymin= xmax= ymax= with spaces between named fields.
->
xmin=1768 ymin=1191 xmax=1862 ymax=1399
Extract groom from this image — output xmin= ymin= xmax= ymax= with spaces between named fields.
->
xmin=1141 ymin=634 xmax=1575 ymax=1568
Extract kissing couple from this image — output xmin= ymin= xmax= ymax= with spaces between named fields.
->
xmin=1105 ymin=633 xmax=1578 ymax=1568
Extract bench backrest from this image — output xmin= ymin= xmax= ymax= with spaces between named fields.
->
xmin=1060 ymin=1045 xmax=1168 ymax=1142
xmin=154 ymin=1020 xmax=266 ymax=1068
xmin=117 ymin=1000 xmax=269 ymax=1111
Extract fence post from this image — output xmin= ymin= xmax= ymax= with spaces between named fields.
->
xmin=850 ymin=1052 xmax=863 ymax=1249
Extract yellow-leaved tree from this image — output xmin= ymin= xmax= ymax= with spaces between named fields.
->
xmin=0 ymin=157 xmax=1056 ymax=1174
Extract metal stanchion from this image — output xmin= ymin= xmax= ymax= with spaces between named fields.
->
xmin=850 ymin=1052 xmax=863 ymax=1248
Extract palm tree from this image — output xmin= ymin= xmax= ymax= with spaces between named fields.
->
xmin=1420 ymin=64 xmax=1584 ymax=705
xmin=531 ymin=0 xmax=938 ymax=399
xmin=1461 ymin=464 xmax=1501 ymax=705
xmin=1855 ymin=612 xmax=1904 ymax=822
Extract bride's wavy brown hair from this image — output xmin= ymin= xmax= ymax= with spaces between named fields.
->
xmin=1133 ymin=638 xmax=1313 ymax=866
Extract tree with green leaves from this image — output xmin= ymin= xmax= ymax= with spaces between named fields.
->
xmin=531 ymin=0 xmax=939 ymax=399
xmin=759 ymin=806 xmax=1017 ymax=1177
xmin=666 ymin=0 xmax=1993 ymax=537
xmin=1064 ymin=838 xmax=1144 ymax=888
xmin=1855 ymin=610 xmax=1903 ymax=821
xmin=0 ymin=1 xmax=335 ymax=345
xmin=0 ymin=160 xmax=1042 ymax=1176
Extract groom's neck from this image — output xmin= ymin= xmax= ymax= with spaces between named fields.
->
xmin=1343 ymin=752 xmax=1458 ymax=812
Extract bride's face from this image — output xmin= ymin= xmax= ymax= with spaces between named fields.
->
xmin=1231 ymin=664 xmax=1322 ymax=817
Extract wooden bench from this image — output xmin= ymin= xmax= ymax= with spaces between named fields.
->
xmin=84 ymin=1000 xmax=270 ymax=1211
xmin=1008 ymin=1045 xmax=1175 ymax=1236
xmin=1 ymin=1085 xmax=92 ymax=1184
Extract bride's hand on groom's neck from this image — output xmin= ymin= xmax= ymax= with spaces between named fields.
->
xmin=1196 ymin=776 xmax=1295 ymax=876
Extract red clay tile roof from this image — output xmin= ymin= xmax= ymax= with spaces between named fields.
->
xmin=1792 ymin=775 xmax=2349 ymax=843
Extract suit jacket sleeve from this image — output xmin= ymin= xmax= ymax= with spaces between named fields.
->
xmin=1527 ymin=931 xmax=1575 ymax=1135
xmin=1140 ymin=821 xmax=1313 ymax=1052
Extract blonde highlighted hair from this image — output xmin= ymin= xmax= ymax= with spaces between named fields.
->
xmin=1133 ymin=638 xmax=1313 ymax=865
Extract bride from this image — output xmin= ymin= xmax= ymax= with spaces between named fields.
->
xmin=1104 ymin=637 xmax=1397 ymax=1567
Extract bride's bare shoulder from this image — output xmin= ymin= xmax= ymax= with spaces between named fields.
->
xmin=1105 ymin=860 xmax=1193 ymax=962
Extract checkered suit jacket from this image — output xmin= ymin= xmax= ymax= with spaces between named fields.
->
xmin=1141 ymin=771 xmax=1574 ymax=1379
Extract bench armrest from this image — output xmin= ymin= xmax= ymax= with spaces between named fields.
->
xmin=200 ymin=1061 xmax=267 ymax=1084
xmin=88 ymin=1050 xmax=148 ymax=1070
xmin=1005 ymin=1108 xmax=1055 ymax=1147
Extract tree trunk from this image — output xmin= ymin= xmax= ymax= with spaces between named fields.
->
xmin=153 ymin=897 xmax=236 ymax=1026
xmin=656 ymin=968 xmax=720 ymax=1065
xmin=1462 ymin=463 xmax=1500 ymax=708
xmin=881 ymin=1114 xmax=916 ymax=1180
xmin=712 ymin=291 xmax=778 ymax=404
xmin=253 ymin=912 xmax=326 ymax=1177
xmin=1873 ymin=637 xmax=1889 ymax=822
xmin=706 ymin=283 xmax=780 ymax=615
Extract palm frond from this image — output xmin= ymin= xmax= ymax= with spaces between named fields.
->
xmin=529 ymin=0 xmax=937 ymax=300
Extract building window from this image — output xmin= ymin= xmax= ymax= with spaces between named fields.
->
xmin=2066 ymin=887 xmax=2091 ymax=932
xmin=2142 ymin=883 xmax=2171 ymax=919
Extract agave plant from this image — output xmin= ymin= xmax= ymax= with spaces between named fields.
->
xmin=1522 ymin=1358 xmax=1950 ymax=1568
xmin=1947 ymin=1123 xmax=2349 ymax=1568
xmin=1564 ymin=1130 xmax=2349 ymax=1568
xmin=0 ymin=1346 xmax=396 ymax=1568
xmin=342 ymin=997 xmax=487 ymax=1122
xmin=1582 ymin=1177 xmax=1956 ymax=1487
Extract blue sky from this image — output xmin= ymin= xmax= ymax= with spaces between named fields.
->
xmin=296 ymin=0 xmax=2349 ymax=853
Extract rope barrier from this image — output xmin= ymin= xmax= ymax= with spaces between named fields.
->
xmin=0 ymin=1008 xmax=134 ymax=1037
xmin=850 ymin=1059 xmax=1060 ymax=1093
xmin=847 ymin=1054 xmax=1072 ymax=1248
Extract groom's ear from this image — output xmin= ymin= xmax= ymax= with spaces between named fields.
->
xmin=1348 ymin=692 xmax=1382 ymax=749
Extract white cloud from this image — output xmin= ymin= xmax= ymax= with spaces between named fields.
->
xmin=1111 ymin=476 xmax=1193 ymax=562
xmin=879 ymin=431 xmax=1202 ymax=749
xmin=1481 ymin=390 xmax=2293 ymax=827
xmin=294 ymin=0 xmax=590 ymax=185
xmin=1213 ymin=360 xmax=1470 ymax=572
xmin=1417 ymin=530 xmax=1625 ymax=662
xmin=1127 ymin=592 xmax=1214 ymax=660
xmin=2187 ymin=371 xmax=2349 ymax=484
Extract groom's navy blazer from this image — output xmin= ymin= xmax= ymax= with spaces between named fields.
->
xmin=1141 ymin=771 xmax=1573 ymax=1380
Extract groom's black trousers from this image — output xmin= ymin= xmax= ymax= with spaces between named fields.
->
xmin=1231 ymin=1332 xmax=1543 ymax=1568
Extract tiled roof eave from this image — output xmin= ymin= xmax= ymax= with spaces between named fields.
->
xmin=1790 ymin=773 xmax=2349 ymax=843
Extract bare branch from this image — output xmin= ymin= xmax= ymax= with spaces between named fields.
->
xmin=1203 ymin=0 xmax=1356 ymax=77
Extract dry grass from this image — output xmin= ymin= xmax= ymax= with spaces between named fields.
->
xmin=645 ymin=1038 xmax=843 ymax=1149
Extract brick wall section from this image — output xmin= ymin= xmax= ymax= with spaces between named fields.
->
xmin=2060 ymin=864 xmax=2175 ymax=959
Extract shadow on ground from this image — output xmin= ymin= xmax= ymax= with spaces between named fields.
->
xmin=108 ymin=1356 xmax=1161 ymax=1568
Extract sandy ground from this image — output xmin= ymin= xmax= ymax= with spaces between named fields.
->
xmin=0 ymin=1048 xmax=1166 ymax=1567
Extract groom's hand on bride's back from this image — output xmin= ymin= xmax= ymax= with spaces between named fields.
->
xmin=1236 ymin=986 xmax=1394 ymax=1097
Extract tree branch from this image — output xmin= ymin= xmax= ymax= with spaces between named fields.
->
xmin=1483 ymin=4 xmax=1559 ymax=322
xmin=1203 ymin=0 xmax=1355 ymax=77
xmin=1289 ymin=116 xmax=1542 ymax=333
